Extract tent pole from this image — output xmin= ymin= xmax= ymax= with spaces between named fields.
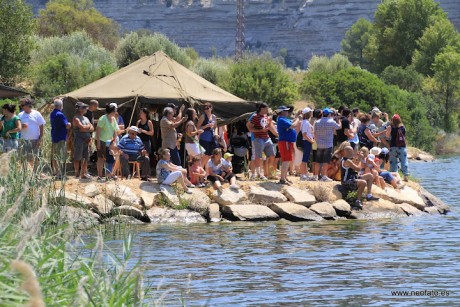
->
xmin=128 ymin=95 xmax=139 ymax=128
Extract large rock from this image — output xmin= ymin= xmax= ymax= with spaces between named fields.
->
xmin=419 ymin=187 xmax=450 ymax=214
xmin=208 ymin=203 xmax=221 ymax=222
xmin=221 ymin=204 xmax=279 ymax=221
xmin=309 ymin=202 xmax=337 ymax=220
xmin=269 ymin=202 xmax=322 ymax=221
xmin=157 ymin=185 xmax=179 ymax=205
xmin=351 ymin=199 xmax=407 ymax=219
xmin=372 ymin=186 xmax=426 ymax=210
xmin=181 ymin=189 xmax=211 ymax=216
xmin=105 ymin=184 xmax=143 ymax=209
xmin=53 ymin=190 xmax=93 ymax=210
xmin=282 ymin=186 xmax=316 ymax=207
xmin=103 ymin=215 xmax=146 ymax=225
xmin=147 ymin=207 xmax=207 ymax=223
xmin=332 ymin=199 xmax=352 ymax=217
xmin=398 ymin=203 xmax=427 ymax=217
xmin=92 ymin=194 xmax=115 ymax=214
xmin=248 ymin=186 xmax=287 ymax=204
xmin=84 ymin=184 xmax=100 ymax=197
xmin=424 ymin=206 xmax=441 ymax=215
xmin=59 ymin=206 xmax=100 ymax=229
xmin=213 ymin=188 xmax=247 ymax=206
xmin=112 ymin=205 xmax=150 ymax=222
xmin=140 ymin=183 xmax=161 ymax=209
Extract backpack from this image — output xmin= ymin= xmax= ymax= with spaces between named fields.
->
xmin=358 ymin=125 xmax=373 ymax=148
xmin=395 ymin=126 xmax=406 ymax=147
xmin=296 ymin=130 xmax=304 ymax=151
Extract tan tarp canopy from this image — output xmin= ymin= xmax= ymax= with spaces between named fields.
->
xmin=0 ymin=84 xmax=28 ymax=99
xmin=63 ymin=51 xmax=255 ymax=120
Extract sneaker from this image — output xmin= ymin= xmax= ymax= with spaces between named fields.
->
xmin=80 ymin=174 xmax=91 ymax=180
xmin=230 ymin=184 xmax=240 ymax=190
xmin=185 ymin=189 xmax=193 ymax=194
xmin=258 ymin=175 xmax=268 ymax=181
xmin=277 ymin=179 xmax=291 ymax=185
xmin=84 ymin=173 xmax=93 ymax=178
xmin=250 ymin=174 xmax=257 ymax=181
xmin=97 ymin=177 xmax=107 ymax=183
xmin=366 ymin=195 xmax=380 ymax=201
xmin=300 ymin=175 xmax=308 ymax=181
xmin=310 ymin=175 xmax=318 ymax=181
xmin=320 ymin=176 xmax=333 ymax=182
xmin=188 ymin=184 xmax=196 ymax=188
xmin=141 ymin=177 xmax=148 ymax=181
xmin=353 ymin=200 xmax=363 ymax=210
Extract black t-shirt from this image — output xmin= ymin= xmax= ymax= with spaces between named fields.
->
xmin=336 ymin=116 xmax=350 ymax=143
xmin=86 ymin=110 xmax=94 ymax=125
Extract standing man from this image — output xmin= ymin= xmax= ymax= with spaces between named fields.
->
xmin=18 ymin=98 xmax=46 ymax=169
xmin=50 ymin=99 xmax=71 ymax=178
xmin=313 ymin=108 xmax=341 ymax=181
xmin=276 ymin=105 xmax=301 ymax=185
xmin=73 ymin=102 xmax=93 ymax=179
xmin=96 ymin=103 xmax=119 ymax=182
xmin=160 ymin=107 xmax=187 ymax=166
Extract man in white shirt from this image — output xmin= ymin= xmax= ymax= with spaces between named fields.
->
xmin=18 ymin=98 xmax=46 ymax=168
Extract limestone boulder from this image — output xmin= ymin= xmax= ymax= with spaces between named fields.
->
xmin=157 ymin=185 xmax=179 ymax=205
xmin=208 ymin=203 xmax=221 ymax=222
xmin=282 ymin=186 xmax=316 ymax=207
xmin=248 ymin=186 xmax=287 ymax=204
xmin=147 ymin=207 xmax=207 ymax=223
xmin=221 ymin=204 xmax=279 ymax=221
xmin=92 ymin=194 xmax=115 ymax=214
xmin=398 ymin=203 xmax=427 ymax=217
xmin=213 ymin=188 xmax=247 ymax=206
xmin=105 ymin=184 xmax=142 ymax=209
xmin=424 ymin=206 xmax=441 ymax=215
xmin=84 ymin=184 xmax=100 ymax=197
xmin=309 ymin=202 xmax=337 ymax=220
xmin=181 ymin=189 xmax=211 ymax=216
xmin=140 ymin=183 xmax=161 ymax=209
xmin=332 ymin=199 xmax=352 ymax=217
xmin=373 ymin=186 xmax=426 ymax=210
xmin=269 ymin=202 xmax=322 ymax=221
xmin=351 ymin=199 xmax=407 ymax=219
xmin=112 ymin=205 xmax=150 ymax=222
xmin=53 ymin=190 xmax=93 ymax=210
xmin=419 ymin=187 xmax=450 ymax=214
xmin=59 ymin=206 xmax=100 ymax=229
xmin=103 ymin=215 xmax=146 ymax=225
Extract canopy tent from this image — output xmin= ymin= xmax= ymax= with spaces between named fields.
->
xmin=63 ymin=51 xmax=255 ymax=120
xmin=0 ymin=84 xmax=28 ymax=99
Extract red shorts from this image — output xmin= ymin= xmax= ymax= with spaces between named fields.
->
xmin=278 ymin=141 xmax=294 ymax=162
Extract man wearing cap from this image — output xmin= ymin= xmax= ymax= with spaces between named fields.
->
xmin=73 ymin=102 xmax=94 ymax=179
xmin=96 ymin=103 xmax=119 ymax=181
xmin=313 ymin=108 xmax=341 ymax=181
xmin=160 ymin=107 xmax=187 ymax=166
xmin=276 ymin=105 xmax=301 ymax=184
xmin=50 ymin=99 xmax=71 ymax=178
xmin=117 ymin=126 xmax=151 ymax=180
xmin=18 ymin=98 xmax=46 ymax=168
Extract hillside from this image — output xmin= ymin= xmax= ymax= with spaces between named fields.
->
xmin=28 ymin=0 xmax=460 ymax=67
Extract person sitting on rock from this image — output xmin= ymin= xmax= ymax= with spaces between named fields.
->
xmin=341 ymin=146 xmax=379 ymax=209
xmin=206 ymin=148 xmax=238 ymax=192
xmin=190 ymin=156 xmax=207 ymax=187
xmin=222 ymin=152 xmax=238 ymax=188
xmin=117 ymin=126 xmax=151 ymax=180
xmin=156 ymin=148 xmax=193 ymax=194
xmin=326 ymin=154 xmax=341 ymax=181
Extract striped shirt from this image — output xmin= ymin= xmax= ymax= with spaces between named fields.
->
xmin=251 ymin=113 xmax=269 ymax=139
xmin=118 ymin=135 xmax=145 ymax=156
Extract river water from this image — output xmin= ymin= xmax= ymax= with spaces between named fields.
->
xmin=107 ymin=156 xmax=460 ymax=306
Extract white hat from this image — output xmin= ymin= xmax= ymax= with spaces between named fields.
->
xmin=381 ymin=147 xmax=389 ymax=154
xmin=128 ymin=126 xmax=139 ymax=133
xmin=302 ymin=107 xmax=312 ymax=114
xmin=368 ymin=154 xmax=375 ymax=161
xmin=109 ymin=102 xmax=118 ymax=109
xmin=370 ymin=147 xmax=382 ymax=156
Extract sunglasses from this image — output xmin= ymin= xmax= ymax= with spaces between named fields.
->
xmin=204 ymin=106 xmax=212 ymax=110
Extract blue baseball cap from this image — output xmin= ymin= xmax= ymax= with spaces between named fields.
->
xmin=322 ymin=108 xmax=332 ymax=116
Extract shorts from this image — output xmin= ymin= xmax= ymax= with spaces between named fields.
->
xmin=341 ymin=179 xmax=358 ymax=191
xmin=302 ymin=140 xmax=312 ymax=163
xmin=20 ymin=139 xmax=40 ymax=161
xmin=316 ymin=147 xmax=333 ymax=164
xmin=97 ymin=141 xmax=108 ymax=159
xmin=74 ymin=137 xmax=89 ymax=161
xmin=186 ymin=142 xmax=204 ymax=157
xmin=278 ymin=141 xmax=294 ymax=162
xmin=207 ymin=174 xmax=222 ymax=182
xmin=51 ymin=140 xmax=67 ymax=161
xmin=2 ymin=138 xmax=19 ymax=152
xmin=379 ymin=171 xmax=394 ymax=183
xmin=274 ymin=143 xmax=281 ymax=158
xmin=199 ymin=139 xmax=218 ymax=156
xmin=253 ymin=137 xmax=275 ymax=159
xmin=311 ymin=150 xmax=318 ymax=163
xmin=222 ymin=172 xmax=236 ymax=181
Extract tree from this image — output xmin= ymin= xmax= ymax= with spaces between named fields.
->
xmin=433 ymin=49 xmax=460 ymax=132
xmin=192 ymin=58 xmax=230 ymax=85
xmin=413 ymin=19 xmax=460 ymax=76
xmin=0 ymin=0 xmax=35 ymax=84
xmin=367 ymin=0 xmax=446 ymax=72
xmin=38 ymin=0 xmax=120 ymax=50
xmin=380 ymin=65 xmax=423 ymax=92
xmin=307 ymin=54 xmax=352 ymax=74
xmin=30 ymin=32 xmax=117 ymax=98
xmin=341 ymin=18 xmax=372 ymax=67
xmin=115 ymin=31 xmax=192 ymax=68
xmin=222 ymin=53 xmax=298 ymax=106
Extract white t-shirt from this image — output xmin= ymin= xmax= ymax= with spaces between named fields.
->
xmin=222 ymin=159 xmax=232 ymax=169
xmin=18 ymin=110 xmax=46 ymax=140
xmin=301 ymin=119 xmax=314 ymax=140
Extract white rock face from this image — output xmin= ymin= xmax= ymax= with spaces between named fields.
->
xmin=140 ymin=183 xmax=161 ymax=209
xmin=269 ymin=202 xmax=322 ymax=221
xmin=59 ymin=206 xmax=100 ymax=229
xmin=111 ymin=205 xmax=145 ymax=220
xmin=92 ymin=194 xmax=115 ymax=214
xmin=146 ymin=207 xmax=207 ymax=223
xmin=248 ymin=186 xmax=287 ymax=204
xmin=221 ymin=204 xmax=279 ymax=221
xmin=372 ymin=186 xmax=426 ymax=210
xmin=332 ymin=199 xmax=352 ymax=217
xmin=213 ymin=188 xmax=247 ymax=206
xmin=309 ymin=202 xmax=337 ymax=220
xmin=208 ymin=203 xmax=221 ymax=222
xmin=84 ymin=184 xmax=100 ymax=198
xmin=105 ymin=184 xmax=142 ymax=209
xmin=282 ymin=186 xmax=316 ymax=207
xmin=53 ymin=190 xmax=93 ymax=209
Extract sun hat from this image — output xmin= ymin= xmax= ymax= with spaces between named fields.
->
xmin=368 ymin=154 xmax=375 ymax=161
xmin=370 ymin=147 xmax=382 ymax=156
xmin=128 ymin=126 xmax=139 ymax=133
xmin=381 ymin=147 xmax=389 ymax=154
xmin=302 ymin=107 xmax=312 ymax=114
xmin=223 ymin=153 xmax=234 ymax=159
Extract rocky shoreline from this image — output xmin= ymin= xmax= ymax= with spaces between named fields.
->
xmin=51 ymin=176 xmax=450 ymax=229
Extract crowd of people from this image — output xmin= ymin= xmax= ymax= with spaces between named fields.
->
xmin=0 ymin=97 xmax=410 ymax=209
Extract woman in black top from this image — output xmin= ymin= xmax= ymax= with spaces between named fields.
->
xmin=136 ymin=108 xmax=154 ymax=154
xmin=385 ymin=113 xmax=409 ymax=181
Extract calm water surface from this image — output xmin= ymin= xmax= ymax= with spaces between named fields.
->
xmin=106 ymin=156 xmax=460 ymax=306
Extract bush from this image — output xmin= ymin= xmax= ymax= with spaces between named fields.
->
xmin=192 ymin=58 xmax=230 ymax=85
xmin=307 ymin=54 xmax=352 ymax=74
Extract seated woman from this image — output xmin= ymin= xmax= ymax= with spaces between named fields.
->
xmin=326 ymin=154 xmax=342 ymax=181
xmin=156 ymin=148 xmax=194 ymax=194
xmin=206 ymin=148 xmax=238 ymax=192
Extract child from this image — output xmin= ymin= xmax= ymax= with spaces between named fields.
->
xmin=359 ymin=147 xmax=383 ymax=188
xmin=222 ymin=152 xmax=238 ymax=187
xmin=190 ymin=156 xmax=207 ymax=187
xmin=326 ymin=154 xmax=342 ymax=181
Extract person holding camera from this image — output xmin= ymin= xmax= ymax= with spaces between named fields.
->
xmin=197 ymin=102 xmax=218 ymax=167
xmin=160 ymin=106 xmax=188 ymax=166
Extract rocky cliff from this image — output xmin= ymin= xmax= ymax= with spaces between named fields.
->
xmin=28 ymin=0 xmax=460 ymax=68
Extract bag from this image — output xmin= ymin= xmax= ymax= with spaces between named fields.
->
xmin=395 ymin=127 xmax=406 ymax=147
xmin=296 ymin=131 xmax=304 ymax=152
